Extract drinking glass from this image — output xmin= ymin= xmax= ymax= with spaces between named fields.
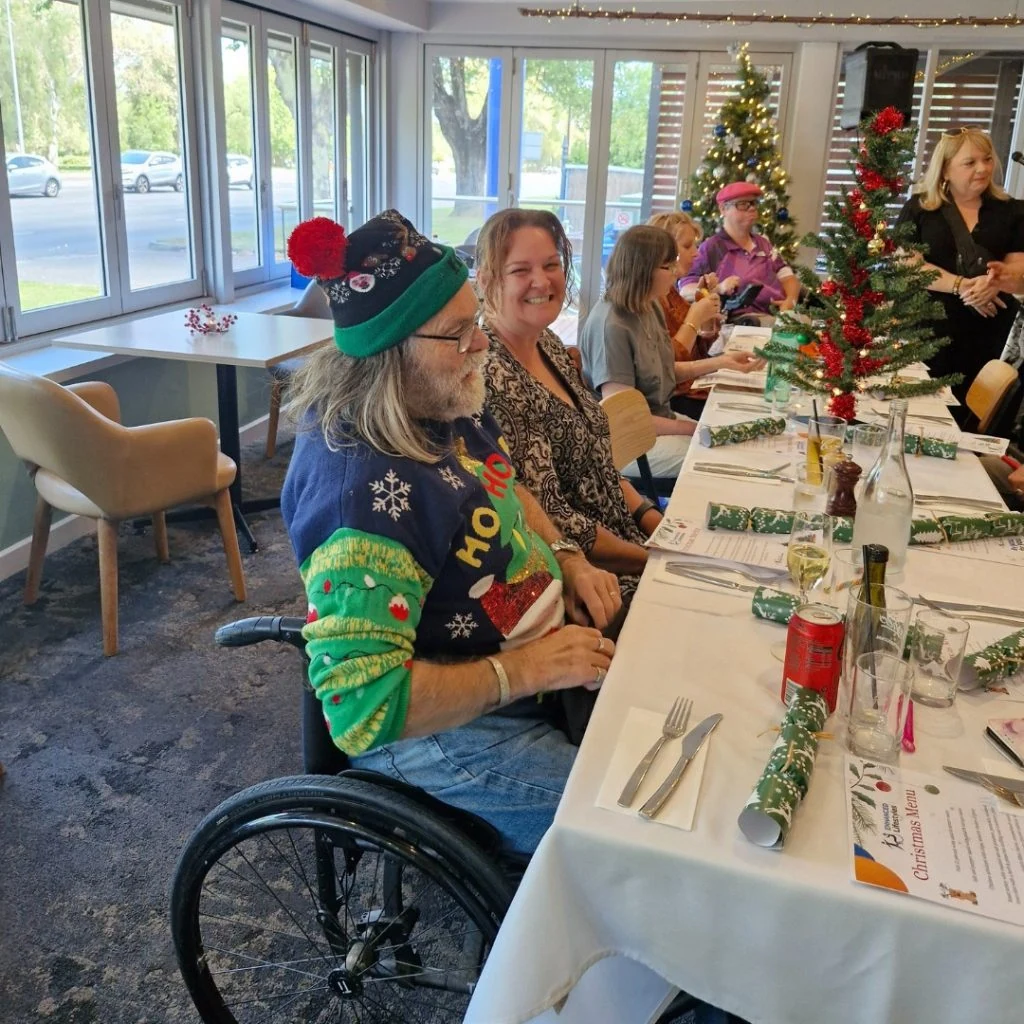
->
xmin=793 ymin=463 xmax=827 ymax=513
xmin=848 ymin=651 xmax=914 ymax=764
xmin=823 ymin=544 xmax=863 ymax=610
xmin=851 ymin=423 xmax=885 ymax=477
xmin=908 ymin=609 xmax=971 ymax=708
xmin=786 ymin=511 xmax=830 ymax=603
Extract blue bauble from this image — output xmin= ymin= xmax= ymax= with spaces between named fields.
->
xmin=746 ymin=156 xmax=757 ymax=167
xmin=680 ymin=198 xmax=694 ymax=212
xmin=713 ymin=123 xmax=726 ymax=138
xmin=777 ymin=207 xmax=789 ymax=221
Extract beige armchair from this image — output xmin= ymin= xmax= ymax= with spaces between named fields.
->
xmin=266 ymin=280 xmax=331 ymax=458
xmin=0 ymin=364 xmax=247 ymax=655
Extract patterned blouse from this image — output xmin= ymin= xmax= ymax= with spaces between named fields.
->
xmin=482 ymin=324 xmax=645 ymax=595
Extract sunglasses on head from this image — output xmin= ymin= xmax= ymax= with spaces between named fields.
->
xmin=941 ymin=126 xmax=978 ymax=138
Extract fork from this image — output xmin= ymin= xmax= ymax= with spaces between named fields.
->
xmin=974 ymin=776 xmax=1024 ymax=809
xmin=618 ymin=697 xmax=693 ymax=807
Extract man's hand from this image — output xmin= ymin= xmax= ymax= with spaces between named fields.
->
xmin=557 ymin=553 xmax=621 ymax=630
xmin=717 ymin=275 xmax=741 ymax=295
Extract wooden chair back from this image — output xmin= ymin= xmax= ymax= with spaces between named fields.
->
xmin=966 ymin=360 xmax=1018 ymax=433
xmin=600 ymin=388 xmax=657 ymax=471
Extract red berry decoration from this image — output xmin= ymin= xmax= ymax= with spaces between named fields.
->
xmin=875 ymin=780 xmax=892 ymax=792
xmin=287 ymin=216 xmax=348 ymax=280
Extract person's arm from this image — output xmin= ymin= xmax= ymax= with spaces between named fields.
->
xmin=776 ymin=273 xmax=800 ymax=310
xmin=678 ymin=243 xmax=716 ymax=301
xmin=302 ymin=527 xmax=615 ymax=750
xmin=674 ymin=351 xmax=762 ymax=384
xmin=620 ymin=478 xmax=662 ymax=538
xmin=515 ymin=482 xmax=622 ymax=629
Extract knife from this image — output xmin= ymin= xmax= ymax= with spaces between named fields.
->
xmin=693 ymin=466 xmax=792 ymax=483
xmin=917 ymin=594 xmax=1024 ymax=622
xmin=666 ymin=557 xmax=787 ymax=583
xmin=665 ymin=565 xmax=760 ymax=592
xmin=943 ymin=765 xmax=1024 ymax=795
xmin=914 ymin=495 xmax=1004 ymax=511
xmin=639 ymin=713 xmax=723 ymax=819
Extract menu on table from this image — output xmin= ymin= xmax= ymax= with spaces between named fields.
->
xmin=916 ymin=534 xmax=1024 ymax=567
xmin=846 ymin=756 xmax=1024 ymax=926
xmin=646 ymin=517 xmax=788 ymax=571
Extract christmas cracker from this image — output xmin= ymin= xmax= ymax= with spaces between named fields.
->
xmin=903 ymin=433 xmax=958 ymax=460
xmin=962 ymin=628 xmax=1024 ymax=690
xmin=698 ymin=416 xmax=787 ymax=447
xmin=738 ymin=688 xmax=828 ymax=848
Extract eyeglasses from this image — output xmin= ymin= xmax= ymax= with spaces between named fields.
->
xmin=726 ymin=200 xmax=760 ymax=211
xmin=409 ymin=309 xmax=486 ymax=354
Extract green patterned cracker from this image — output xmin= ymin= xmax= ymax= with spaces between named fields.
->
xmin=749 ymin=507 xmax=797 ymax=534
xmin=698 ymin=416 xmax=787 ymax=447
xmin=706 ymin=502 xmax=752 ymax=531
xmin=935 ymin=514 xmax=996 ymax=543
xmin=986 ymin=513 xmax=1024 ymax=537
xmin=963 ymin=628 xmax=1024 ymax=689
xmin=828 ymin=516 xmax=854 ymax=544
xmin=752 ymin=587 xmax=800 ymax=624
xmin=909 ymin=514 xmax=944 ymax=545
xmin=903 ymin=434 xmax=958 ymax=460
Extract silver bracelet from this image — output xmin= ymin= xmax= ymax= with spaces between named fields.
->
xmin=485 ymin=655 xmax=512 ymax=707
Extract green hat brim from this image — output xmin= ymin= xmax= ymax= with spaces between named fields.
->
xmin=333 ymin=247 xmax=469 ymax=358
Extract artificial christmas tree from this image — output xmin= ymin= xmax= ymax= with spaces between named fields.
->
xmin=759 ymin=106 xmax=959 ymax=421
xmin=684 ymin=43 xmax=798 ymax=262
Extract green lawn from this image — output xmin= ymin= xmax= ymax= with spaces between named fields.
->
xmin=20 ymin=281 xmax=101 ymax=311
xmin=430 ymin=200 xmax=566 ymax=247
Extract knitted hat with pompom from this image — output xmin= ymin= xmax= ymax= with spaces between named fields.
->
xmin=286 ymin=209 xmax=468 ymax=358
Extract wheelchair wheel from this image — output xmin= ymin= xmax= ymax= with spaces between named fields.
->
xmin=171 ymin=774 xmax=516 ymax=1022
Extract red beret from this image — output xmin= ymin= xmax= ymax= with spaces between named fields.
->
xmin=716 ymin=182 xmax=763 ymax=205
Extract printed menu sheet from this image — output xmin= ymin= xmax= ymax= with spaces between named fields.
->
xmin=846 ymin=756 xmax=1024 ymax=926
xmin=915 ymin=534 xmax=1024 ymax=567
xmin=646 ymin=517 xmax=788 ymax=571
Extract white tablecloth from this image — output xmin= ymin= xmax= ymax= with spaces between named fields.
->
xmin=466 ymin=390 xmax=1024 ymax=1024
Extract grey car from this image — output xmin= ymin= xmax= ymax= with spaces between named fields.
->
xmin=7 ymin=154 xmax=61 ymax=197
xmin=121 ymin=150 xmax=183 ymax=193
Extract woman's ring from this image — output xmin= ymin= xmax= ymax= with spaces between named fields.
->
xmin=594 ymin=667 xmax=606 ymax=686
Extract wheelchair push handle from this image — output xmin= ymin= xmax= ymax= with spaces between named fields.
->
xmin=214 ymin=615 xmax=307 ymax=652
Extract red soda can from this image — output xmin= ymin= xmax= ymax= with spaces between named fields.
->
xmin=781 ymin=603 xmax=845 ymax=713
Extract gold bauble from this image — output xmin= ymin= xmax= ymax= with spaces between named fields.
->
xmin=867 ymin=237 xmax=884 ymax=255
xmin=875 ymin=220 xmax=887 ymax=233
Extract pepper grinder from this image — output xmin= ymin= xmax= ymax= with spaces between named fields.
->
xmin=826 ymin=459 xmax=862 ymax=518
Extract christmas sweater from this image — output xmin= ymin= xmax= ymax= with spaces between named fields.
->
xmin=281 ymin=411 xmax=564 ymax=756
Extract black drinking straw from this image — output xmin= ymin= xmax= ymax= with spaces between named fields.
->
xmin=811 ymin=398 xmax=824 ymax=477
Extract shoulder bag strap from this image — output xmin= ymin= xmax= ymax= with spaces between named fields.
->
xmin=939 ymin=202 xmax=991 ymax=276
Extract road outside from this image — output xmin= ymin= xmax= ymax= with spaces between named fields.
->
xmin=9 ymin=169 xmax=300 ymax=309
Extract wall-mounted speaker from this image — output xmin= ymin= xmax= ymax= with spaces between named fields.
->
xmin=840 ymin=43 xmax=919 ymax=130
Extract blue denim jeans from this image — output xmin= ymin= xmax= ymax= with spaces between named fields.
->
xmin=352 ymin=700 xmax=576 ymax=855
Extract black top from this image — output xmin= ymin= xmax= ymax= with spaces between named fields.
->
xmin=896 ymin=193 xmax=1024 ymax=413
xmin=896 ymin=192 xmax=1024 ymax=274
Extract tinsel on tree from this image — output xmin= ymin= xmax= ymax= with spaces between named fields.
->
xmin=684 ymin=42 xmax=798 ymax=262
xmin=759 ymin=106 xmax=960 ymax=421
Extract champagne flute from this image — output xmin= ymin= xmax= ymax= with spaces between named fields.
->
xmin=787 ymin=511 xmax=831 ymax=603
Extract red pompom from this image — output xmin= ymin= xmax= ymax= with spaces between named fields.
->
xmin=871 ymin=107 xmax=905 ymax=135
xmin=821 ymin=279 xmax=838 ymax=298
xmin=287 ymin=217 xmax=348 ymax=280
xmin=829 ymin=392 xmax=856 ymax=421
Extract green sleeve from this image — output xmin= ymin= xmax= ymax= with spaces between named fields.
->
xmin=300 ymin=528 xmax=433 ymax=755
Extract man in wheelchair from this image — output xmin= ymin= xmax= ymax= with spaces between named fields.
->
xmin=282 ymin=210 xmax=621 ymax=856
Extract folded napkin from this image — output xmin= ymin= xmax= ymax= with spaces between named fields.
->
xmin=738 ymin=688 xmax=829 ymax=849
xmin=698 ymin=416 xmax=786 ymax=448
xmin=595 ymin=706 xmax=710 ymax=830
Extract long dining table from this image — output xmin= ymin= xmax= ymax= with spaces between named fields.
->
xmin=465 ymin=377 xmax=1024 ymax=1024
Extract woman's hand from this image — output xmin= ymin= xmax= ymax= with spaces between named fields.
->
xmin=558 ymin=553 xmax=621 ymax=630
xmin=717 ymin=352 xmax=765 ymax=373
xmin=689 ymin=292 xmax=721 ymax=326
xmin=717 ymin=275 xmax=741 ymax=295
xmin=959 ymin=275 xmax=1004 ymax=314
xmin=504 ymin=625 xmax=615 ymax=695
xmin=700 ymin=273 xmax=719 ymax=292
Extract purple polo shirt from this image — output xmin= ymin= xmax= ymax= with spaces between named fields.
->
xmin=680 ymin=230 xmax=793 ymax=313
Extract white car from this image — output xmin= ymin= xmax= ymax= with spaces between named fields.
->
xmin=121 ymin=150 xmax=183 ymax=193
xmin=7 ymin=154 xmax=61 ymax=197
xmin=226 ymin=154 xmax=254 ymax=189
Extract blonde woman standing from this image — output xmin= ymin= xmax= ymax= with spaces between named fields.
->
xmin=897 ymin=126 xmax=1024 ymax=417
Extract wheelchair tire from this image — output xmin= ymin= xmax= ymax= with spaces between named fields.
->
xmin=171 ymin=774 xmax=516 ymax=1023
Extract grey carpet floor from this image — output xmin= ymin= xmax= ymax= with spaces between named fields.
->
xmin=0 ymin=434 xmax=308 ymax=1024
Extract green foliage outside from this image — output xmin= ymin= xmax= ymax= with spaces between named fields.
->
xmin=686 ymin=44 xmax=798 ymax=262
xmin=20 ymin=279 xmax=99 ymax=311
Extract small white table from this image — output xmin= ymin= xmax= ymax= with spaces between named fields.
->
xmin=56 ymin=308 xmax=333 ymax=549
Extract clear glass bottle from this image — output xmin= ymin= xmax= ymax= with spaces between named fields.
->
xmin=851 ymin=399 xmax=914 ymax=573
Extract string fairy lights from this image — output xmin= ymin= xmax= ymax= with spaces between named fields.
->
xmin=518 ymin=5 xmax=1024 ymax=28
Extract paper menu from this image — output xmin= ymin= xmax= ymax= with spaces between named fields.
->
xmin=846 ymin=756 xmax=1024 ymax=927
xmin=958 ymin=433 xmax=1011 ymax=457
xmin=915 ymin=534 xmax=1024 ymax=567
xmin=646 ymin=516 xmax=789 ymax=571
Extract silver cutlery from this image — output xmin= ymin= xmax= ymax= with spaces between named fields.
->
xmin=639 ymin=713 xmax=723 ymax=819
xmin=618 ymin=697 xmax=693 ymax=807
xmin=716 ymin=402 xmax=772 ymax=414
xmin=693 ymin=462 xmax=793 ymax=482
xmin=914 ymin=494 xmax=1004 ymax=511
xmin=666 ymin=566 xmax=759 ymax=592
xmin=943 ymin=766 xmax=1024 ymax=807
xmin=917 ymin=595 xmax=1024 ymax=624
xmin=666 ymin=561 xmax=783 ymax=586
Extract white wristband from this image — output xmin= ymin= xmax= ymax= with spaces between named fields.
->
xmin=485 ymin=655 xmax=512 ymax=707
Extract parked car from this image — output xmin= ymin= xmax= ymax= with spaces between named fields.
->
xmin=7 ymin=154 xmax=61 ymax=197
xmin=121 ymin=150 xmax=183 ymax=193
xmin=226 ymin=154 xmax=254 ymax=189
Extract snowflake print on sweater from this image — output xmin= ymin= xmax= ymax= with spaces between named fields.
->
xmin=281 ymin=411 xmax=565 ymax=757
xmin=370 ymin=469 xmax=412 ymax=521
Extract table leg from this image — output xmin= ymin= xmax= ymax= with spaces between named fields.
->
xmin=215 ymin=363 xmax=259 ymax=553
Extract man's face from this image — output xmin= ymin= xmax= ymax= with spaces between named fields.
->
xmin=402 ymin=282 xmax=488 ymax=421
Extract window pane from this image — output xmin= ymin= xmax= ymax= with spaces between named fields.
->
xmin=111 ymin=0 xmax=193 ymax=291
xmin=429 ymin=55 xmax=502 ymax=247
xmin=0 ymin=0 xmax=105 ymax=312
xmin=222 ymin=19 xmax=259 ymax=272
xmin=346 ymin=50 xmax=369 ymax=228
xmin=310 ymin=42 xmax=337 ymax=221
xmin=517 ymin=57 xmax=594 ymax=345
xmin=267 ymin=30 xmax=298 ymax=263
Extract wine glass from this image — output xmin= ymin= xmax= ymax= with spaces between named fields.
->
xmin=787 ymin=511 xmax=831 ymax=603
xmin=770 ymin=511 xmax=831 ymax=662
